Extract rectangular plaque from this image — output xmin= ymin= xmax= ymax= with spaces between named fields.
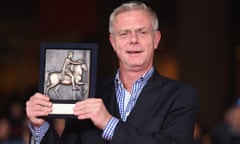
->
xmin=38 ymin=42 xmax=98 ymax=117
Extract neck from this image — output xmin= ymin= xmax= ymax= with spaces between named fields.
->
xmin=119 ymin=66 xmax=152 ymax=92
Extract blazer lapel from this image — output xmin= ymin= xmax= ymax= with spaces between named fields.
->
xmin=101 ymin=78 xmax=121 ymax=119
xmin=101 ymin=71 xmax=166 ymax=124
xmin=126 ymin=71 xmax=164 ymax=126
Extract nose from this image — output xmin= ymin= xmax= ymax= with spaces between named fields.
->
xmin=130 ymin=31 xmax=138 ymax=44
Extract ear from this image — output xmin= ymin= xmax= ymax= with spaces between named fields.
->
xmin=154 ymin=31 xmax=161 ymax=49
xmin=109 ymin=34 xmax=116 ymax=51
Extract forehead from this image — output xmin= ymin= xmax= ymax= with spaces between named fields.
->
xmin=114 ymin=10 xmax=152 ymax=30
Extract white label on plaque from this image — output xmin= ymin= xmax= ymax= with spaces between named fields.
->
xmin=50 ymin=103 xmax=76 ymax=115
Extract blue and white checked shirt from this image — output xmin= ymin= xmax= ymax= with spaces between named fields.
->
xmin=30 ymin=67 xmax=154 ymax=142
xmin=102 ymin=67 xmax=154 ymax=140
xmin=29 ymin=122 xmax=49 ymax=144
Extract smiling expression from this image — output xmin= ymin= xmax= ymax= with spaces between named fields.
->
xmin=109 ymin=10 xmax=161 ymax=72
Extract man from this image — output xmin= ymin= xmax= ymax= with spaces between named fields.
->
xmin=26 ymin=1 xmax=198 ymax=144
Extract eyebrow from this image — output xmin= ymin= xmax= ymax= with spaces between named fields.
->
xmin=118 ymin=27 xmax=150 ymax=32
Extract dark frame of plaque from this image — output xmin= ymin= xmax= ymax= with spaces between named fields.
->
xmin=39 ymin=42 xmax=98 ymax=117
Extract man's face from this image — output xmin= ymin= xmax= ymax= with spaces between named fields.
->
xmin=109 ymin=10 xmax=161 ymax=71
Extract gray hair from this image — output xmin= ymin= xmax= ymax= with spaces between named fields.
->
xmin=109 ymin=1 xmax=159 ymax=34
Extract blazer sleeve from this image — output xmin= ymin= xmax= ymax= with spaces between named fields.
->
xmin=40 ymin=126 xmax=64 ymax=144
xmin=39 ymin=119 xmax=82 ymax=144
xmin=40 ymin=119 xmax=107 ymax=144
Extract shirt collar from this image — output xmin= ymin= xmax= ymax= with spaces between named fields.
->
xmin=114 ymin=67 xmax=154 ymax=86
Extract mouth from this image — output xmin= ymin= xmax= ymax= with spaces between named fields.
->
xmin=126 ymin=50 xmax=142 ymax=54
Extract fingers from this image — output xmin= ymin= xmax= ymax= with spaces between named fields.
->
xmin=26 ymin=92 xmax=52 ymax=127
xmin=30 ymin=93 xmax=51 ymax=106
xmin=74 ymin=98 xmax=102 ymax=119
xmin=73 ymin=98 xmax=112 ymax=130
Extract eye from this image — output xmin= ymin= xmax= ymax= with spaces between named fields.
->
xmin=117 ymin=31 xmax=130 ymax=38
xmin=138 ymin=30 xmax=148 ymax=36
xmin=141 ymin=31 xmax=147 ymax=34
xmin=119 ymin=32 xmax=127 ymax=37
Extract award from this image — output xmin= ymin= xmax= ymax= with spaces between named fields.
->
xmin=38 ymin=42 xmax=98 ymax=117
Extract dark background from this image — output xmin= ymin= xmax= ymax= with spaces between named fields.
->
xmin=0 ymin=0 xmax=239 ymax=139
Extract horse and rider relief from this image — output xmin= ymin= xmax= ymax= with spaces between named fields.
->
xmin=44 ymin=50 xmax=90 ymax=100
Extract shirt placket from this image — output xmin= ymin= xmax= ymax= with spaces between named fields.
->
xmin=124 ymin=79 xmax=143 ymax=121
xmin=116 ymin=82 xmax=126 ymax=121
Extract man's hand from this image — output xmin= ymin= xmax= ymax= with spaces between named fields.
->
xmin=26 ymin=93 xmax=52 ymax=128
xmin=73 ymin=98 xmax=112 ymax=130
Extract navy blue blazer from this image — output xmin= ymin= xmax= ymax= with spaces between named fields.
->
xmin=41 ymin=70 xmax=199 ymax=144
